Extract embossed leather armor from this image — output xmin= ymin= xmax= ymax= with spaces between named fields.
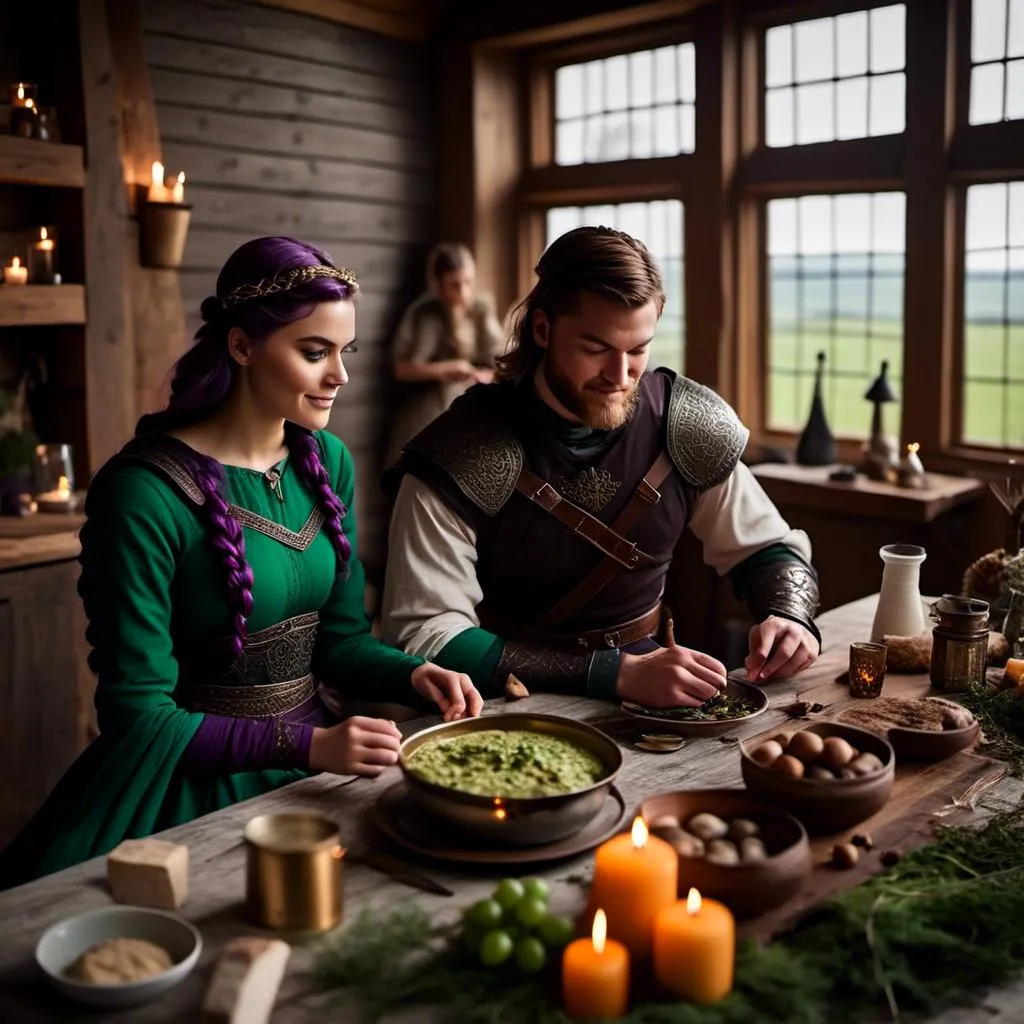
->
xmin=748 ymin=561 xmax=822 ymax=647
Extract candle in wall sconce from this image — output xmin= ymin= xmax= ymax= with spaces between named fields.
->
xmin=29 ymin=227 xmax=57 ymax=284
xmin=3 ymin=257 xmax=28 ymax=285
xmin=140 ymin=161 xmax=192 ymax=269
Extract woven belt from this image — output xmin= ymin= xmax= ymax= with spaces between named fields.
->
xmin=483 ymin=604 xmax=663 ymax=652
xmin=186 ymin=673 xmax=316 ymax=718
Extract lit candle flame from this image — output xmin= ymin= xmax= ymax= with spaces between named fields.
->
xmin=40 ymin=227 xmax=47 ymax=241
xmin=57 ymin=475 xmax=70 ymax=496
xmin=907 ymin=442 xmax=920 ymax=455
xmin=25 ymin=98 xmax=35 ymax=111
xmin=151 ymin=160 xmax=164 ymax=187
xmin=592 ymin=908 xmax=607 ymax=955
xmin=631 ymin=816 xmax=648 ymax=850
xmin=176 ymin=171 xmax=185 ymax=185
xmin=687 ymin=887 xmax=702 ymax=915
xmin=17 ymin=85 xmax=24 ymax=101
xmin=11 ymin=257 xmax=20 ymax=269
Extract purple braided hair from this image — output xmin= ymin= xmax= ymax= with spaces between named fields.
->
xmin=134 ymin=236 xmax=359 ymax=656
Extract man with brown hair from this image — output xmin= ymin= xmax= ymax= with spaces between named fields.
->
xmin=381 ymin=226 xmax=820 ymax=707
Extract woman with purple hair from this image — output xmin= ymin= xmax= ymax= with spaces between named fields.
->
xmin=0 ymin=236 xmax=482 ymax=887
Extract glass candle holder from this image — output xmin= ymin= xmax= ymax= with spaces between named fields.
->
xmin=849 ymin=642 xmax=887 ymax=698
xmin=8 ymin=82 xmax=39 ymax=138
xmin=33 ymin=443 xmax=75 ymax=512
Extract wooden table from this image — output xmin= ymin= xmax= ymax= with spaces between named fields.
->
xmin=1 ymin=595 xmax=1021 ymax=1023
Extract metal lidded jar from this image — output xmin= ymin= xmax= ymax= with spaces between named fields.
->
xmin=929 ymin=595 xmax=990 ymax=693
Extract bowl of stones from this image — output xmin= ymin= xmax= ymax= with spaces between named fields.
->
xmin=639 ymin=788 xmax=811 ymax=918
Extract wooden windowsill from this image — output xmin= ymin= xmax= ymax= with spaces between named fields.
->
xmin=750 ymin=462 xmax=987 ymax=523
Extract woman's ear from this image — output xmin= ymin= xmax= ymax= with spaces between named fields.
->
xmin=226 ymin=327 xmax=252 ymax=366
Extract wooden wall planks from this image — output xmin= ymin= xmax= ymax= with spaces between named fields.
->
xmin=142 ymin=0 xmax=439 ymax=576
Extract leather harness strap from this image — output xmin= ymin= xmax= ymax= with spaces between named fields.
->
xmin=534 ymin=450 xmax=675 ymax=631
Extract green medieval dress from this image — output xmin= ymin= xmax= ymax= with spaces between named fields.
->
xmin=0 ymin=429 xmax=422 ymax=889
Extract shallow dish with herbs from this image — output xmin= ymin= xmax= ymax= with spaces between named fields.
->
xmin=621 ymin=677 xmax=769 ymax=736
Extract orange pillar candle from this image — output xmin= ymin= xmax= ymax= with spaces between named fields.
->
xmin=654 ymin=887 xmax=735 ymax=1004
xmin=562 ymin=909 xmax=629 ymax=1021
xmin=587 ymin=817 xmax=678 ymax=959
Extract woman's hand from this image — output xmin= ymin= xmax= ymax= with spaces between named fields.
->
xmin=442 ymin=358 xmax=479 ymax=382
xmin=308 ymin=716 xmax=402 ymax=776
xmin=411 ymin=663 xmax=484 ymax=721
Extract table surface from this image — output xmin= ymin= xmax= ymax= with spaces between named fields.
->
xmin=2 ymin=594 xmax=1021 ymax=1023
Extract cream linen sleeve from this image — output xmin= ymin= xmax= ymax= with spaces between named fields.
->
xmin=687 ymin=462 xmax=812 ymax=574
xmin=381 ymin=474 xmax=483 ymax=660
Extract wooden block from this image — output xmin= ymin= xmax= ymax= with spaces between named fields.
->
xmin=107 ymin=839 xmax=188 ymax=910
xmin=200 ymin=937 xmax=291 ymax=1024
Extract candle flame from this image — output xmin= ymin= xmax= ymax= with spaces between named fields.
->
xmin=494 ymin=807 xmax=507 ymax=821
xmin=57 ymin=476 xmax=70 ymax=495
xmin=687 ymin=887 xmax=702 ymax=915
xmin=631 ymin=816 xmax=648 ymax=850
xmin=11 ymin=257 xmax=20 ymax=269
xmin=151 ymin=160 xmax=164 ymax=187
xmin=176 ymin=170 xmax=185 ymax=185
xmin=25 ymin=98 xmax=35 ymax=110
xmin=39 ymin=227 xmax=47 ymax=242
xmin=17 ymin=85 xmax=24 ymax=101
xmin=907 ymin=442 xmax=920 ymax=455
xmin=592 ymin=908 xmax=607 ymax=954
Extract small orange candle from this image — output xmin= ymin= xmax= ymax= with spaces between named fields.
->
xmin=654 ymin=887 xmax=735 ymax=1004
xmin=587 ymin=817 xmax=677 ymax=959
xmin=562 ymin=909 xmax=629 ymax=1021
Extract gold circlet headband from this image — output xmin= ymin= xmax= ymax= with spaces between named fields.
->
xmin=220 ymin=265 xmax=359 ymax=310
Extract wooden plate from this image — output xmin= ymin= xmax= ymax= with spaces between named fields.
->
xmin=621 ymin=677 xmax=769 ymax=737
xmin=373 ymin=781 xmax=627 ymax=866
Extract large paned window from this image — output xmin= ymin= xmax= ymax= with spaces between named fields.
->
xmin=766 ymin=193 xmax=905 ymax=435
xmin=970 ymin=0 xmax=1024 ymax=123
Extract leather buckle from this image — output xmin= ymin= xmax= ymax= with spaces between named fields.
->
xmin=533 ymin=482 xmax=560 ymax=511
xmin=603 ymin=631 xmax=620 ymax=647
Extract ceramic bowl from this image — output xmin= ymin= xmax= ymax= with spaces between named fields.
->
xmin=886 ymin=719 xmax=981 ymax=761
xmin=399 ymin=713 xmax=622 ymax=846
xmin=740 ymin=722 xmax=895 ymax=835
xmin=621 ymin=676 xmax=769 ymax=737
xmin=638 ymin=788 xmax=811 ymax=919
xmin=35 ymin=906 xmax=202 ymax=1009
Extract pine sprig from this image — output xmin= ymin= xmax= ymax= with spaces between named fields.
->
xmin=313 ymin=807 xmax=1024 ymax=1024
xmin=961 ymin=682 xmax=1024 ymax=776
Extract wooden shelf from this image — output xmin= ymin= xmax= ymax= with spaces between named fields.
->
xmin=0 ymin=284 xmax=85 ymax=325
xmin=0 ymin=135 xmax=85 ymax=188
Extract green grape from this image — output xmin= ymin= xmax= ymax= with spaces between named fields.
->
xmin=521 ymin=878 xmax=550 ymax=902
xmin=493 ymin=878 xmax=525 ymax=909
xmin=515 ymin=896 xmax=548 ymax=929
xmin=515 ymin=936 xmax=547 ymax=973
xmin=479 ymin=929 xmax=514 ymax=967
xmin=466 ymin=898 xmax=503 ymax=930
xmin=538 ymin=914 xmax=575 ymax=949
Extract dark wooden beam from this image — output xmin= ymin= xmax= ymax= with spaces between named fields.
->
xmin=900 ymin=0 xmax=958 ymax=454
xmin=521 ymin=156 xmax=691 ymax=206
xmin=737 ymin=136 xmax=904 ymax=194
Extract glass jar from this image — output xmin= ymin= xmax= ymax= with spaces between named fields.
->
xmin=929 ymin=595 xmax=990 ymax=692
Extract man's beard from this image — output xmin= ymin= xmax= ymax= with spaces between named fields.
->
xmin=542 ymin=357 xmax=640 ymax=430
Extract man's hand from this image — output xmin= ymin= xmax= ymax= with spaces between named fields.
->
xmin=411 ymin=663 xmax=484 ymax=722
xmin=616 ymin=646 xmax=727 ymax=709
xmin=745 ymin=615 xmax=819 ymax=682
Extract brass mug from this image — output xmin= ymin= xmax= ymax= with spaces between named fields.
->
xmin=244 ymin=813 xmax=345 ymax=932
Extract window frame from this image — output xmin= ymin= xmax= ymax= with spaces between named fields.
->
xmin=505 ymin=0 xmax=1024 ymax=464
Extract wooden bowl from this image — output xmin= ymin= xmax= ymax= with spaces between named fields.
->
xmin=837 ymin=700 xmax=981 ymax=762
xmin=638 ymin=789 xmax=811 ymax=919
xmin=740 ymin=722 xmax=895 ymax=835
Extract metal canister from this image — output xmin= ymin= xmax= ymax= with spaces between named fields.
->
xmin=929 ymin=595 xmax=990 ymax=693
xmin=243 ymin=813 xmax=345 ymax=932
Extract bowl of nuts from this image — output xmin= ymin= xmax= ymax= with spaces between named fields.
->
xmin=740 ymin=722 xmax=895 ymax=835
xmin=638 ymin=789 xmax=811 ymax=918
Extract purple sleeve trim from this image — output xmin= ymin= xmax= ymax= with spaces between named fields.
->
xmin=178 ymin=715 xmax=313 ymax=775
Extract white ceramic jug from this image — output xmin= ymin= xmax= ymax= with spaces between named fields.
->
xmin=870 ymin=544 xmax=928 ymax=642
